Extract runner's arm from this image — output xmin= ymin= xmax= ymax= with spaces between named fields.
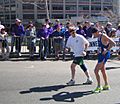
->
xmin=103 ymin=35 xmax=116 ymax=50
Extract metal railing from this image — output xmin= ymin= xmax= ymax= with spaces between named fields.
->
xmin=0 ymin=36 xmax=119 ymax=60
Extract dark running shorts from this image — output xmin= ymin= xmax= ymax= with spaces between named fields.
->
xmin=73 ymin=57 xmax=84 ymax=65
xmin=98 ymin=51 xmax=110 ymax=64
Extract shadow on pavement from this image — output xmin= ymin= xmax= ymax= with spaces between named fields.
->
xmin=106 ymin=67 xmax=120 ymax=70
xmin=10 ymin=58 xmax=31 ymax=61
xmin=19 ymin=85 xmax=67 ymax=94
xmin=19 ymin=84 xmax=85 ymax=94
xmin=40 ymin=91 xmax=93 ymax=102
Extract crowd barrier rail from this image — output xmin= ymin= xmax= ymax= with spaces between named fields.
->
xmin=0 ymin=36 xmax=119 ymax=59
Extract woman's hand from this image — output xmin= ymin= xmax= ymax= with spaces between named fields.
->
xmin=102 ymin=50 xmax=108 ymax=55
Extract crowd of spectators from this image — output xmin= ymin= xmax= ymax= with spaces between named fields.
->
xmin=0 ymin=18 xmax=120 ymax=60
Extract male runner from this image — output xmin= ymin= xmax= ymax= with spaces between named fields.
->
xmin=65 ymin=26 xmax=93 ymax=85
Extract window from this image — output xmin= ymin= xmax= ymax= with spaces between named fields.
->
xmin=79 ymin=0 xmax=89 ymax=2
xmin=37 ymin=4 xmax=45 ymax=10
xmin=104 ymin=0 xmax=113 ymax=2
xmin=52 ymin=5 xmax=63 ymax=10
xmin=66 ymin=5 xmax=76 ymax=10
xmin=4 ymin=0 xmax=9 ymax=3
xmin=5 ymin=15 xmax=9 ymax=19
xmin=52 ymin=0 xmax=63 ymax=3
xmin=91 ymin=0 xmax=101 ymax=2
xmin=10 ymin=0 xmax=15 ymax=3
xmin=23 ymin=14 xmax=34 ymax=19
xmin=65 ymin=14 xmax=77 ymax=18
xmin=52 ymin=14 xmax=63 ymax=19
xmin=0 ymin=0 xmax=3 ymax=4
xmin=37 ymin=14 xmax=46 ymax=19
xmin=103 ymin=6 xmax=113 ymax=11
xmin=91 ymin=6 xmax=101 ymax=10
xmin=23 ymin=4 xmax=34 ymax=10
xmin=79 ymin=5 xmax=89 ymax=10
xmin=11 ymin=15 xmax=16 ymax=19
xmin=11 ymin=5 xmax=16 ymax=11
xmin=66 ymin=0 xmax=76 ymax=2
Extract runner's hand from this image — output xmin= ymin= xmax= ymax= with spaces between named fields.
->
xmin=82 ymin=51 xmax=86 ymax=56
xmin=65 ymin=48 xmax=69 ymax=53
xmin=102 ymin=50 xmax=108 ymax=55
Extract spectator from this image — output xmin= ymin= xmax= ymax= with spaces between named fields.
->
xmin=53 ymin=19 xmax=61 ymax=30
xmin=0 ymin=28 xmax=10 ymax=60
xmin=64 ymin=21 xmax=74 ymax=43
xmin=116 ymin=24 xmax=120 ymax=37
xmin=119 ymin=38 xmax=120 ymax=60
xmin=0 ymin=21 xmax=5 ymax=53
xmin=83 ymin=21 xmax=93 ymax=38
xmin=0 ymin=21 xmax=5 ymax=32
xmin=76 ymin=22 xmax=81 ymax=30
xmin=76 ymin=25 xmax=86 ymax=37
xmin=104 ymin=22 xmax=112 ymax=37
xmin=51 ymin=24 xmax=64 ymax=60
xmin=48 ymin=22 xmax=54 ymax=54
xmin=109 ymin=28 xmax=116 ymax=38
xmin=116 ymin=25 xmax=120 ymax=60
xmin=25 ymin=23 xmax=36 ymax=59
xmin=44 ymin=18 xmax=50 ymax=29
xmin=37 ymin=24 xmax=49 ymax=60
xmin=11 ymin=19 xmax=25 ymax=56
xmin=63 ymin=25 xmax=71 ymax=60
xmin=95 ymin=22 xmax=102 ymax=31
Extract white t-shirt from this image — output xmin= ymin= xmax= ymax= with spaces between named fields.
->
xmin=66 ymin=34 xmax=89 ymax=57
xmin=116 ymin=29 xmax=120 ymax=37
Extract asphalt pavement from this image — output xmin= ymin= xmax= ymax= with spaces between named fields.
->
xmin=0 ymin=59 xmax=120 ymax=104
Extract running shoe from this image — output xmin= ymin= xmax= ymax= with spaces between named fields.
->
xmin=83 ymin=78 xmax=93 ymax=85
xmin=93 ymin=86 xmax=103 ymax=93
xmin=66 ymin=79 xmax=75 ymax=86
xmin=103 ymin=85 xmax=110 ymax=90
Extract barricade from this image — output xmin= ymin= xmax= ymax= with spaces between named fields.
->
xmin=87 ymin=37 xmax=120 ymax=54
xmin=1 ymin=36 xmax=119 ymax=59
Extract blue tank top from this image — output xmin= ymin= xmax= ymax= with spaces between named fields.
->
xmin=98 ymin=34 xmax=109 ymax=53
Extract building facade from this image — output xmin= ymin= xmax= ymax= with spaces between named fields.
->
xmin=0 ymin=0 xmax=119 ymax=26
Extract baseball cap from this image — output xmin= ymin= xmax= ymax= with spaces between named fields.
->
xmin=16 ymin=18 xmax=21 ymax=23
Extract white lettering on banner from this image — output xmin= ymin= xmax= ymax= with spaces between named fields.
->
xmin=87 ymin=38 xmax=120 ymax=53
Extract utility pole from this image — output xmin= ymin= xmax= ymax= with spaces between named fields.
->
xmin=9 ymin=0 xmax=12 ymax=28
xmin=45 ymin=0 xmax=49 ymax=19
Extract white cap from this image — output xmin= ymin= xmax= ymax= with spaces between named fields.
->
xmin=16 ymin=18 xmax=21 ymax=23
xmin=0 ymin=24 xmax=5 ymax=31
xmin=111 ymin=28 xmax=116 ymax=32
xmin=107 ymin=22 xmax=112 ymax=26
xmin=91 ymin=22 xmax=94 ymax=26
